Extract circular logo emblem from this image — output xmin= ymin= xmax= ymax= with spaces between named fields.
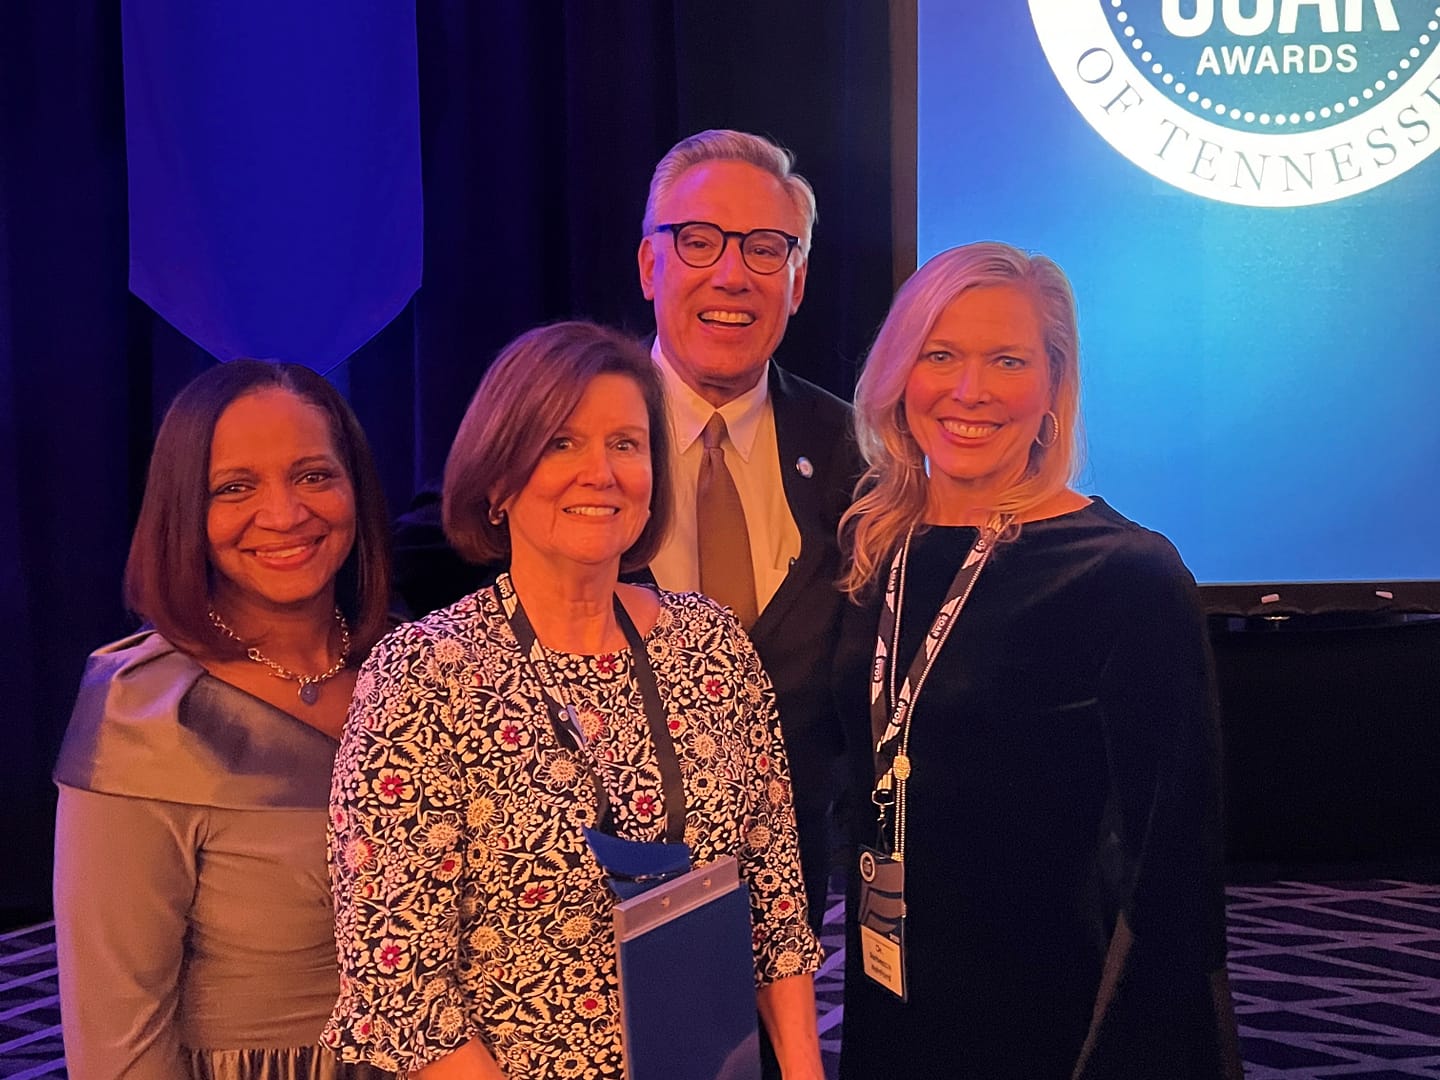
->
xmin=1030 ymin=0 xmax=1440 ymax=205
xmin=860 ymin=850 xmax=877 ymax=882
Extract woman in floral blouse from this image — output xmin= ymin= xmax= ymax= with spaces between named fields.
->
xmin=325 ymin=321 xmax=824 ymax=1079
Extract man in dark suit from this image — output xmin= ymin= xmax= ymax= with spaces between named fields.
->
xmin=393 ymin=131 xmax=860 ymax=948
xmin=635 ymin=130 xmax=859 ymax=948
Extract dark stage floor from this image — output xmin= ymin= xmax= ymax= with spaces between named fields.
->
xmin=5 ymin=879 xmax=1439 ymax=1079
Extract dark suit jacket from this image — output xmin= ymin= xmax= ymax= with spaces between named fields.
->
xmin=743 ymin=363 xmax=862 ymax=804
xmin=390 ymin=361 xmax=862 ymax=807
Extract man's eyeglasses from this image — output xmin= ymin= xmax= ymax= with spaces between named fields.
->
xmin=654 ymin=221 xmax=800 ymax=275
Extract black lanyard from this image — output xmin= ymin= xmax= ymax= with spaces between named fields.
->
xmin=868 ymin=527 xmax=993 ymax=855
xmin=495 ymin=574 xmax=686 ymax=845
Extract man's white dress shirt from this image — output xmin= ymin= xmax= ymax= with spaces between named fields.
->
xmin=649 ymin=345 xmax=801 ymax=616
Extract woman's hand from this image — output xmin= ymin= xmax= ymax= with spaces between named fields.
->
xmin=410 ymin=1038 xmax=508 ymax=1079
xmin=756 ymin=973 xmax=825 ymax=1080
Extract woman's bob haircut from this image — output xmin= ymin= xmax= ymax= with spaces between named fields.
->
xmin=124 ymin=360 xmax=392 ymax=659
xmin=442 ymin=320 xmax=673 ymax=575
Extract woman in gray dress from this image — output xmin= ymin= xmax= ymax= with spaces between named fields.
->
xmin=53 ymin=361 xmax=393 ymax=1079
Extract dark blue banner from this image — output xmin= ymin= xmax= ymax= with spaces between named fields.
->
xmin=123 ymin=0 xmax=422 ymax=369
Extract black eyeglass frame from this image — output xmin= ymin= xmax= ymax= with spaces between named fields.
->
xmin=653 ymin=221 xmax=802 ymax=275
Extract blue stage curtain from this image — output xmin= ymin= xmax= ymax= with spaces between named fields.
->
xmin=122 ymin=0 xmax=423 ymax=369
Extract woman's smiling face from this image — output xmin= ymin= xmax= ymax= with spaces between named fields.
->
xmin=502 ymin=373 xmax=653 ymax=576
xmin=903 ymin=283 xmax=1053 ymax=521
xmin=206 ymin=388 xmax=356 ymax=614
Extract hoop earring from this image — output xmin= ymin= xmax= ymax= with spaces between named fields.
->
xmin=1035 ymin=411 xmax=1059 ymax=449
xmin=488 ymin=506 xmax=507 ymax=526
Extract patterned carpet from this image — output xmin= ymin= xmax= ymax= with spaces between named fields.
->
xmin=0 ymin=922 xmax=64 ymax=1080
xmin=4 ymin=880 xmax=1438 ymax=1079
xmin=1227 ymin=880 xmax=1440 ymax=1079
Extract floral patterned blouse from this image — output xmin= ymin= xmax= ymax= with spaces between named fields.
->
xmin=323 ymin=583 xmax=822 ymax=1077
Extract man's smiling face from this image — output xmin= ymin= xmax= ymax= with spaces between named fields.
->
xmin=638 ymin=160 xmax=809 ymax=407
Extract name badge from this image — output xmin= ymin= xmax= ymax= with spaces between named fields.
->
xmin=856 ymin=845 xmax=907 ymax=1001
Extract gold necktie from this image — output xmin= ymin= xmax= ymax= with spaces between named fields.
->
xmin=697 ymin=412 xmax=758 ymax=628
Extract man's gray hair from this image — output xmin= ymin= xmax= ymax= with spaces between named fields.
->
xmin=642 ymin=129 xmax=817 ymax=255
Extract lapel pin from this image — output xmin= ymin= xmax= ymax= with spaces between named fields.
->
xmin=795 ymin=456 xmax=814 ymax=478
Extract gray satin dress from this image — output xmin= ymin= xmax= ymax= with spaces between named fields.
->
xmin=52 ymin=630 xmax=390 ymax=1080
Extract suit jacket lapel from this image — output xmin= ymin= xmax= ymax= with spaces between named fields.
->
xmin=752 ymin=364 xmax=827 ymax=639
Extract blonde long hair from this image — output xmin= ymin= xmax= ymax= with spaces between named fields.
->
xmin=841 ymin=242 xmax=1084 ymax=595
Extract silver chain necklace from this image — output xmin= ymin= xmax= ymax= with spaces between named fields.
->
xmin=207 ymin=606 xmax=352 ymax=706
